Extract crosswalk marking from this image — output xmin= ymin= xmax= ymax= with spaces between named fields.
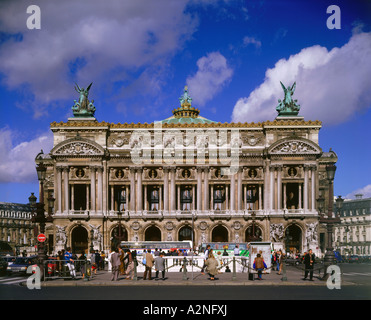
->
xmin=0 ymin=276 xmax=27 ymax=285
xmin=342 ymin=272 xmax=371 ymax=276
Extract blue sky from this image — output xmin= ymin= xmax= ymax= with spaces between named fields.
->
xmin=0 ymin=0 xmax=370 ymax=204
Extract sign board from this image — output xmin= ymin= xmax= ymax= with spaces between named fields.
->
xmin=248 ymin=242 xmax=272 ymax=274
xmin=37 ymin=234 xmax=46 ymax=242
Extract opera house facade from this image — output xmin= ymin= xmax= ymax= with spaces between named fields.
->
xmin=35 ymin=84 xmax=337 ymax=256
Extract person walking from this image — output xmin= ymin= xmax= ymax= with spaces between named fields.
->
xmin=154 ymin=252 xmax=166 ymax=280
xmin=253 ymin=253 xmax=267 ymax=280
xmin=124 ymin=250 xmax=134 ymax=280
xmin=234 ymin=244 xmax=240 ymax=256
xmin=143 ymin=249 xmax=154 ymax=280
xmin=201 ymin=245 xmax=211 ymax=275
xmin=205 ymin=252 xmax=219 ymax=280
xmin=110 ymin=248 xmax=121 ymax=281
xmin=90 ymin=250 xmax=97 ymax=276
xmin=303 ymin=249 xmax=315 ymax=281
xmin=64 ymin=247 xmax=76 ymax=279
xmin=277 ymin=250 xmax=283 ymax=275
xmin=79 ymin=251 xmax=87 ymax=279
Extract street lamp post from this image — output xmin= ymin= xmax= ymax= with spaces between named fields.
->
xmin=31 ymin=162 xmax=53 ymax=278
xmin=319 ymin=163 xmax=341 ymax=276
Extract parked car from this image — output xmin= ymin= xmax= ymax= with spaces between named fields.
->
xmin=348 ymin=255 xmax=359 ymax=263
xmin=7 ymin=256 xmax=38 ymax=275
xmin=285 ymin=257 xmax=302 ymax=266
xmin=2 ymin=256 xmax=16 ymax=266
xmin=0 ymin=257 xmax=8 ymax=275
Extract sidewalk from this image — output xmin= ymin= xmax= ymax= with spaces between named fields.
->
xmin=39 ymin=265 xmax=355 ymax=287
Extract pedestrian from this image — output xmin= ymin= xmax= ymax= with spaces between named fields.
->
xmin=119 ymin=247 xmax=125 ymax=275
xmin=276 ymin=250 xmax=281 ymax=273
xmin=154 ymin=248 xmax=160 ymax=257
xmin=277 ymin=250 xmax=283 ymax=275
xmin=205 ymin=252 xmax=219 ymax=280
xmin=143 ymin=249 xmax=154 ymax=280
xmin=110 ymin=248 xmax=121 ymax=281
xmin=64 ymin=247 xmax=76 ymax=279
xmin=253 ymin=253 xmax=267 ymax=280
xmin=154 ymin=252 xmax=166 ymax=280
xmin=79 ymin=251 xmax=87 ymax=279
xmin=234 ymin=244 xmax=240 ymax=256
xmin=90 ymin=250 xmax=98 ymax=275
xmin=303 ymin=249 xmax=315 ymax=281
xmin=100 ymin=251 xmax=106 ymax=270
xmin=124 ymin=250 xmax=134 ymax=280
xmin=201 ymin=244 xmax=211 ymax=275
xmin=107 ymin=249 xmax=113 ymax=272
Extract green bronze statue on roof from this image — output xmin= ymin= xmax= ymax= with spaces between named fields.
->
xmin=72 ymin=82 xmax=96 ymax=118
xmin=276 ymin=81 xmax=301 ymax=116
xmin=179 ymin=85 xmax=193 ymax=107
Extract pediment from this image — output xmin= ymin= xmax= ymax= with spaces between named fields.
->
xmin=51 ymin=137 xmax=105 ymax=157
xmin=268 ymin=138 xmax=322 ymax=156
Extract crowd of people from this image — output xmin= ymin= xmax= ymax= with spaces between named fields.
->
xmin=53 ymin=245 xmax=317 ymax=282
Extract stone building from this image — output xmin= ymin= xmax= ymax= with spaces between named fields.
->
xmin=334 ymin=194 xmax=371 ymax=257
xmin=35 ymin=83 xmax=336 ymax=256
xmin=0 ymin=201 xmax=34 ymax=254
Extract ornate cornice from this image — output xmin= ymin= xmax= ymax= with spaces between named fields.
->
xmin=50 ymin=119 xmax=321 ymax=129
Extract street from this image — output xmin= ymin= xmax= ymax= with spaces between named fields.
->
xmin=0 ymin=263 xmax=370 ymax=300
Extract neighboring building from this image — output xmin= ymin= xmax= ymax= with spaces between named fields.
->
xmin=0 ymin=201 xmax=35 ymax=255
xmin=34 ymin=83 xmax=337 ymax=256
xmin=334 ymin=194 xmax=371 ymax=256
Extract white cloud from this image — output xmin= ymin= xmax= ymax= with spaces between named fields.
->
xmin=0 ymin=128 xmax=53 ymax=183
xmin=345 ymin=185 xmax=371 ymax=200
xmin=186 ymin=51 xmax=233 ymax=106
xmin=243 ymin=36 xmax=261 ymax=48
xmin=232 ymin=32 xmax=371 ymax=125
xmin=0 ymin=0 xmax=197 ymax=117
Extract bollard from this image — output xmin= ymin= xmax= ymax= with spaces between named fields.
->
xmin=232 ymin=257 xmax=237 ymax=281
xmin=182 ymin=257 xmax=188 ymax=280
xmin=85 ymin=261 xmax=91 ymax=281
xmin=281 ymin=260 xmax=287 ymax=281
xmin=133 ymin=257 xmax=138 ymax=281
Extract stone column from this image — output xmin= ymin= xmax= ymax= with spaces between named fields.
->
xmin=57 ymin=167 xmax=62 ymax=214
xmin=304 ymin=165 xmax=309 ymax=211
xmin=170 ymin=168 xmax=176 ymax=211
xmin=269 ymin=166 xmax=275 ymax=211
xmin=258 ymin=184 xmax=262 ymax=210
xmin=137 ymin=168 xmax=143 ymax=211
xmin=298 ymin=184 xmax=302 ymax=210
xmin=164 ymin=168 xmax=169 ymax=211
xmin=244 ymin=185 xmax=247 ymax=210
xmin=71 ymin=184 xmax=74 ymax=211
xmin=130 ymin=168 xmax=136 ymax=211
xmin=197 ymin=167 xmax=202 ymax=211
xmin=192 ymin=185 xmax=196 ymax=210
xmin=230 ymin=172 xmax=235 ymax=211
xmin=177 ymin=185 xmax=181 ymax=211
xmin=125 ymin=185 xmax=129 ymax=211
xmin=63 ymin=167 xmax=69 ymax=214
xmin=283 ymin=183 xmax=287 ymax=209
xmin=97 ymin=166 xmax=103 ymax=213
xmin=277 ymin=166 xmax=282 ymax=210
xmin=225 ymin=185 xmax=229 ymax=211
xmin=86 ymin=184 xmax=90 ymax=211
xmin=210 ymin=184 xmax=214 ymax=211
xmin=311 ymin=166 xmax=316 ymax=211
xmin=110 ymin=186 xmax=114 ymax=211
xmin=203 ymin=167 xmax=209 ymax=211
xmin=90 ymin=167 xmax=96 ymax=213
xmin=237 ymin=169 xmax=242 ymax=211
xmin=144 ymin=185 xmax=148 ymax=211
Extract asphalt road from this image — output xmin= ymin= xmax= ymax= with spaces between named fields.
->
xmin=0 ymin=263 xmax=370 ymax=301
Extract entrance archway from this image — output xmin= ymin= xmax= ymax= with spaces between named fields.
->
xmin=145 ymin=225 xmax=161 ymax=241
xmin=71 ymin=225 xmax=88 ymax=254
xmin=211 ymin=225 xmax=228 ymax=242
xmin=178 ymin=226 xmax=194 ymax=241
xmin=111 ymin=226 xmax=128 ymax=250
xmin=245 ymin=225 xmax=263 ymax=242
xmin=285 ymin=224 xmax=302 ymax=253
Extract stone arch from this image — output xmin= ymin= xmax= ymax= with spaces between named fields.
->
xmin=109 ymin=223 xmax=128 ymax=249
xmin=178 ymin=224 xmax=194 ymax=241
xmin=284 ymin=223 xmax=304 ymax=253
xmin=244 ymin=222 xmax=264 ymax=242
xmin=70 ymin=224 xmax=89 ymax=254
xmin=144 ymin=224 xmax=162 ymax=241
xmin=211 ymin=223 xmax=229 ymax=242
xmin=50 ymin=136 xmax=106 ymax=158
